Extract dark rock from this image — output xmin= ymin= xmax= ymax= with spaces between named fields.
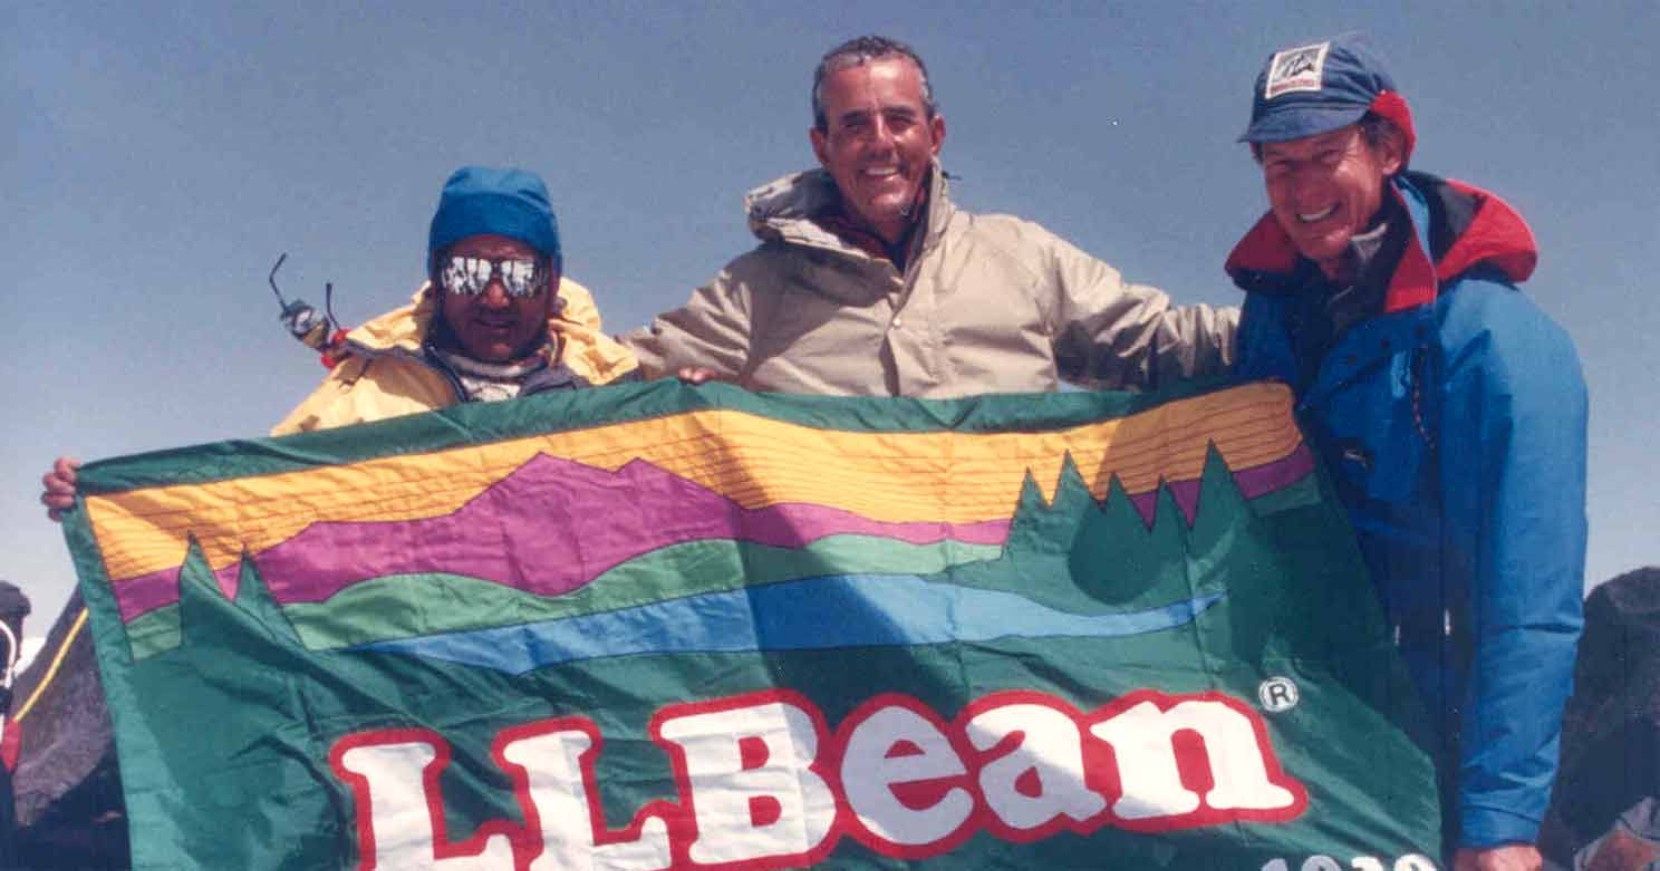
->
xmin=6 ymin=589 xmax=128 ymax=869
xmin=1542 ymin=567 xmax=1660 ymax=866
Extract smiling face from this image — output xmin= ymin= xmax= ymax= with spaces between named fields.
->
xmin=1259 ymin=123 xmax=1404 ymax=279
xmin=436 ymin=234 xmax=555 ymax=364
xmin=809 ymin=56 xmax=945 ymax=246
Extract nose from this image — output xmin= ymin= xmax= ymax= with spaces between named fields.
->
xmin=1279 ymin=166 xmax=1324 ymax=206
xmin=866 ymin=117 xmax=897 ymax=153
xmin=481 ymin=278 xmax=512 ymax=308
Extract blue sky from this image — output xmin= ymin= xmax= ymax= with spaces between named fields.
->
xmin=5 ymin=1 xmax=1656 ymax=628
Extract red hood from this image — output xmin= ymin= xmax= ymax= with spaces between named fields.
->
xmin=1225 ymin=173 xmax=1538 ymax=312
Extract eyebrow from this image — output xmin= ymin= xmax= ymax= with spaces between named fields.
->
xmin=1263 ymin=131 xmax=1352 ymax=159
xmin=835 ymin=105 xmax=921 ymax=124
xmin=448 ymin=252 xmax=538 ymax=261
xmin=1313 ymin=130 xmax=1359 ymax=149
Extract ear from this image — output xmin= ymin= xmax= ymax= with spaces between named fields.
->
xmin=928 ymin=113 xmax=946 ymax=157
xmin=809 ymin=126 xmax=830 ymax=168
xmin=1376 ymin=124 xmax=1406 ymax=176
xmin=542 ymin=270 xmax=563 ymax=317
xmin=548 ymin=282 xmax=567 ymax=319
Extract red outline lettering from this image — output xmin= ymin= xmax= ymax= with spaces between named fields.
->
xmin=649 ymin=689 xmax=838 ymax=870
xmin=956 ymin=690 xmax=1114 ymax=844
xmin=828 ymin=693 xmax=979 ymax=860
xmin=1082 ymin=690 xmax=1309 ymax=832
xmin=492 ymin=717 xmax=676 ymax=867
xmin=324 ymin=688 xmax=1310 ymax=868
xmin=328 ymin=727 xmax=525 ymax=869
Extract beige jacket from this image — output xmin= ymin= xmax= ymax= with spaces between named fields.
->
xmin=621 ymin=165 xmax=1236 ymax=397
xmin=272 ymin=277 xmax=637 ymax=436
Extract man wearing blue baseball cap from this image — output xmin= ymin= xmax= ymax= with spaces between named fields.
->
xmin=1227 ymin=35 xmax=1586 ymax=870
xmin=41 ymin=167 xmax=639 ymax=515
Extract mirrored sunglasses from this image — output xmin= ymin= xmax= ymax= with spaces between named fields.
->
xmin=438 ymin=256 xmax=547 ymax=299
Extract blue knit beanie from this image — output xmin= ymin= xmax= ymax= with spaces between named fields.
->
xmin=428 ymin=166 xmax=562 ymax=273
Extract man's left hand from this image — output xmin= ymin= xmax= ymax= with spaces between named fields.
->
xmin=1453 ymin=844 xmax=1542 ymax=871
xmin=677 ymin=367 xmax=723 ymax=385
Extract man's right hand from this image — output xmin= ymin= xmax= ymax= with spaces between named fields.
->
xmin=1453 ymin=845 xmax=1542 ymax=871
xmin=41 ymin=456 xmax=81 ymax=522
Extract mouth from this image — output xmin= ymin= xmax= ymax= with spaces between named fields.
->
xmin=473 ymin=317 xmax=517 ymax=333
xmin=1297 ymin=204 xmax=1339 ymax=223
xmin=861 ymin=165 xmax=901 ymax=180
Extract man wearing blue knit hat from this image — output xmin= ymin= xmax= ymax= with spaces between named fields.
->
xmin=42 ymin=167 xmax=640 ymax=515
xmin=1226 ymin=34 xmax=1586 ymax=871
xmin=267 ymin=165 xmax=639 ymax=434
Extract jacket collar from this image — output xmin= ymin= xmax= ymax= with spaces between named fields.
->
xmin=1225 ymin=171 xmax=1538 ymax=313
xmin=743 ymin=161 xmax=955 ymax=260
xmin=339 ymin=287 xmax=434 ymax=355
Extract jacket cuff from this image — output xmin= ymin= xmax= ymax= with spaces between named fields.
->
xmin=1460 ymin=804 xmax=1541 ymax=848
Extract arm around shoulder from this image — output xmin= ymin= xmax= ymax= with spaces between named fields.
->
xmin=1041 ymin=226 xmax=1238 ymax=390
xmin=618 ymin=257 xmax=759 ymax=382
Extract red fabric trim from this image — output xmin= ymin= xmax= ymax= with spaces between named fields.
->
xmin=1437 ymin=179 xmax=1538 ymax=283
xmin=2 ymin=718 xmax=20 ymax=771
xmin=1227 ymin=173 xmax=1538 ymax=315
xmin=1224 ymin=212 xmax=1301 ymax=278
xmin=811 ymin=179 xmax=931 ymax=262
xmin=1382 ymin=217 xmax=1438 ymax=312
xmin=319 ymin=328 xmax=352 ymax=369
xmin=1225 ymin=184 xmax=1439 ymax=313
xmin=813 ymin=213 xmax=891 ymax=261
xmin=1369 ymin=91 xmax=1417 ymax=164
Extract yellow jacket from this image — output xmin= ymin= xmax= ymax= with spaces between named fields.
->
xmin=272 ymin=278 xmax=637 ymax=435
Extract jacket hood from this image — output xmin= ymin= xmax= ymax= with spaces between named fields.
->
xmin=339 ymin=287 xmax=434 ymax=355
xmin=1225 ymin=171 xmax=1538 ymax=312
xmin=742 ymin=161 xmax=955 ymax=256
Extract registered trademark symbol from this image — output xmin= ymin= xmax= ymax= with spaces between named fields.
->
xmin=1258 ymin=676 xmax=1300 ymax=713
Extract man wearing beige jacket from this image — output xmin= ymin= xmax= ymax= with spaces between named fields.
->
xmin=622 ymin=35 xmax=1236 ymax=396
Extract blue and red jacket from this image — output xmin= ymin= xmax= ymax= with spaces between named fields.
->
xmin=1228 ymin=171 xmax=1587 ymax=848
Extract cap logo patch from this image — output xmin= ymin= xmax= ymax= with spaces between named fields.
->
xmin=1264 ymin=42 xmax=1331 ymax=99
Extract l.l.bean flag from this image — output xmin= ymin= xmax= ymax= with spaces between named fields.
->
xmin=66 ymin=380 xmax=1443 ymax=870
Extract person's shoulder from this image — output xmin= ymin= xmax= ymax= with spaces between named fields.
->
xmin=339 ymin=288 xmax=431 ymax=354
xmin=956 ymin=209 xmax=1061 ymax=244
xmin=705 ymin=239 xmax=847 ymax=302
xmin=1436 ymin=276 xmax=1584 ymax=389
xmin=1439 ymin=276 xmax=1573 ymax=348
xmin=716 ymin=242 xmax=802 ymax=281
xmin=947 ymin=211 xmax=1079 ymax=276
xmin=555 ymin=275 xmax=597 ymax=306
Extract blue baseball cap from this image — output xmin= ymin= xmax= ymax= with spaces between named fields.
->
xmin=1239 ymin=33 xmax=1415 ymax=158
xmin=428 ymin=166 xmax=563 ymax=272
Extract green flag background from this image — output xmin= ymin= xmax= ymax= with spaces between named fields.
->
xmin=65 ymin=381 xmax=1443 ymax=869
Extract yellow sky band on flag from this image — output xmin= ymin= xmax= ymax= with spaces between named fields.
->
xmin=87 ymin=382 xmax=1301 ymax=583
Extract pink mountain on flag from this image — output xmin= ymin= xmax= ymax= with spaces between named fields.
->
xmin=110 ymin=445 xmax=1312 ymax=623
